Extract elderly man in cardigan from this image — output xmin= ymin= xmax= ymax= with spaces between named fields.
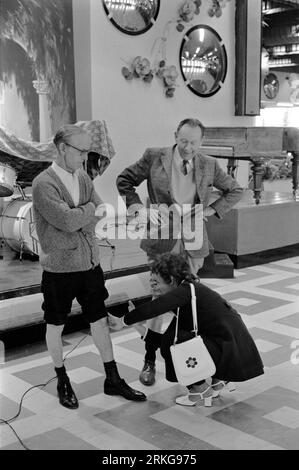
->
xmin=32 ymin=124 xmax=146 ymax=409
xmin=116 ymin=118 xmax=244 ymax=387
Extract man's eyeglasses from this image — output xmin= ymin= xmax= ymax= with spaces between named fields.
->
xmin=64 ymin=142 xmax=89 ymax=156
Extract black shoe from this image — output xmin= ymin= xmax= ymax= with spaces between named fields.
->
xmin=139 ymin=361 xmax=156 ymax=386
xmin=57 ymin=379 xmax=79 ymax=409
xmin=104 ymin=378 xmax=147 ymax=402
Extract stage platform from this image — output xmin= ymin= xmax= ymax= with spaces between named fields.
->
xmin=207 ymin=190 xmax=299 ymax=268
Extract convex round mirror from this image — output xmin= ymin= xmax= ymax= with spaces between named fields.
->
xmin=180 ymin=25 xmax=227 ymax=97
xmin=263 ymin=73 xmax=279 ymax=99
xmin=102 ymin=0 xmax=160 ymax=35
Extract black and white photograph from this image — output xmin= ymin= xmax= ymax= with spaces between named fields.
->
xmin=0 ymin=0 xmax=298 ymax=456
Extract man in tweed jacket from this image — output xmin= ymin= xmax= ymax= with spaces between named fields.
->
xmin=32 ymin=124 xmax=146 ymax=409
xmin=116 ymin=118 xmax=243 ymax=386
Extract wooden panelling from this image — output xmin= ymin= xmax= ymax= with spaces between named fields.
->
xmin=235 ymin=0 xmax=262 ymax=116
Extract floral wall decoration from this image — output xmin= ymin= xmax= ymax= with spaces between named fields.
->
xmin=121 ymin=56 xmax=179 ymax=97
xmin=207 ymin=0 xmax=231 ymax=18
xmin=176 ymin=0 xmax=230 ymax=31
xmin=156 ymin=61 xmax=179 ymax=97
xmin=121 ymin=0 xmax=231 ymax=98
xmin=176 ymin=0 xmax=201 ymax=32
xmin=122 ymin=56 xmax=154 ymax=83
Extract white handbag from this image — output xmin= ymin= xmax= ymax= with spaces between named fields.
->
xmin=170 ymin=283 xmax=216 ymax=386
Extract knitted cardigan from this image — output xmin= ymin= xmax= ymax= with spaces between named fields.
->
xmin=32 ymin=167 xmax=102 ymax=272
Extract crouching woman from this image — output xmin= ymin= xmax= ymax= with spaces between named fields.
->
xmin=108 ymin=253 xmax=264 ymax=407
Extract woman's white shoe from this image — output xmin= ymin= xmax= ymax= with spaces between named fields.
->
xmin=211 ymin=380 xmax=236 ymax=398
xmin=175 ymin=386 xmax=213 ymax=407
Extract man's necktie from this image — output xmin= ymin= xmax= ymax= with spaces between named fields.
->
xmin=181 ymin=160 xmax=189 ymax=175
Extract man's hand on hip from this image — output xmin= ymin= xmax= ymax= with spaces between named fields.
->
xmin=203 ymin=206 xmax=216 ymax=221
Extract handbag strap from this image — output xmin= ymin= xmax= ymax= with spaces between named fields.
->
xmin=173 ymin=282 xmax=198 ymax=345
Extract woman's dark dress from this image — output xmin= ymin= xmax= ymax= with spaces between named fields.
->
xmin=123 ymin=280 xmax=264 ymax=383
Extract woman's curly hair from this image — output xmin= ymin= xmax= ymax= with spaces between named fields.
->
xmin=150 ymin=253 xmax=197 ymax=284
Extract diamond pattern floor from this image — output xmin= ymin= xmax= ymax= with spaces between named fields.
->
xmin=1 ymin=257 xmax=299 ymax=450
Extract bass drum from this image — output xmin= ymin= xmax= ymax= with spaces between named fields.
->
xmin=0 ymin=198 xmax=39 ymax=256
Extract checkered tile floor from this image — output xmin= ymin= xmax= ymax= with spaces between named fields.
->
xmin=1 ymin=257 xmax=299 ymax=450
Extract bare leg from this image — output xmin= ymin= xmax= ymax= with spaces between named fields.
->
xmin=90 ymin=317 xmax=114 ymax=363
xmin=46 ymin=324 xmax=64 ymax=368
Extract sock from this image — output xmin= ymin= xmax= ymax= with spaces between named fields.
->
xmin=104 ymin=360 xmax=121 ymax=383
xmin=55 ymin=365 xmax=68 ymax=382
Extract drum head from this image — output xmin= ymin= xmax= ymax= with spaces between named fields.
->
xmin=0 ymin=198 xmax=39 ymax=256
xmin=0 ymin=184 xmax=14 ymax=197
xmin=0 ymin=164 xmax=16 ymax=197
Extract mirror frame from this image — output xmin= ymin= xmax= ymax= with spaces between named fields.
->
xmin=179 ymin=25 xmax=227 ymax=98
xmin=102 ymin=0 xmax=160 ymax=36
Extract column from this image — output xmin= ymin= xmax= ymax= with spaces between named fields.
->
xmin=32 ymin=79 xmax=51 ymax=141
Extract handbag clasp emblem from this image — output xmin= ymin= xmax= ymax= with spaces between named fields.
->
xmin=186 ymin=357 xmax=198 ymax=368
